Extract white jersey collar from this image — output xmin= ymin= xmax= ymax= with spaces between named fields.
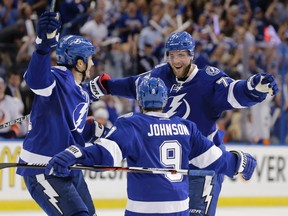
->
xmin=145 ymin=112 xmax=169 ymax=118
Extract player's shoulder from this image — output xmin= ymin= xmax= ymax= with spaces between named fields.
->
xmin=118 ymin=112 xmax=134 ymax=119
xmin=51 ymin=66 xmax=74 ymax=81
xmin=170 ymin=114 xmax=192 ymax=125
xmin=115 ymin=112 xmax=144 ymax=127
xmin=117 ymin=112 xmax=140 ymax=123
xmin=137 ymin=63 xmax=170 ymax=84
xmin=52 ymin=66 xmax=73 ymax=75
xmin=199 ymin=65 xmax=227 ymax=79
xmin=151 ymin=62 xmax=170 ymax=76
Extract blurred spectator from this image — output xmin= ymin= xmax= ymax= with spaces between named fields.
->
xmin=138 ymin=14 xmax=165 ymax=61
xmin=91 ymin=95 xmax=122 ymax=125
xmin=102 ymin=37 xmax=132 ymax=78
xmin=0 ymin=0 xmax=19 ymax=29
xmin=249 ymin=95 xmax=274 ymax=145
xmin=136 ymin=43 xmax=158 ymax=75
xmin=225 ymin=109 xmax=244 ymax=143
xmin=93 ymin=107 xmax=113 ymax=128
xmin=252 ymin=6 xmax=270 ymax=42
xmin=80 ymin=10 xmax=108 ymax=46
xmin=270 ymin=80 xmax=288 ymax=144
xmin=194 ymin=41 xmax=209 ymax=69
xmin=5 ymin=69 xmax=24 ymax=112
xmin=248 ymin=55 xmax=265 ymax=75
xmin=5 ymin=68 xmax=33 ymax=115
xmin=20 ymin=0 xmax=48 ymax=16
xmin=15 ymin=35 xmax=35 ymax=75
xmin=58 ymin=0 xmax=90 ymax=36
xmin=0 ymin=77 xmax=23 ymax=138
xmin=116 ymin=1 xmax=144 ymax=43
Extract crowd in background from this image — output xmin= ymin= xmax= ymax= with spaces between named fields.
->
xmin=0 ymin=0 xmax=287 ymax=144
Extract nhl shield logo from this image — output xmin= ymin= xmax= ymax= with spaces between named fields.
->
xmin=205 ymin=66 xmax=220 ymax=76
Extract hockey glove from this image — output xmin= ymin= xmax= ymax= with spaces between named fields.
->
xmin=35 ymin=11 xmax=61 ymax=54
xmin=83 ymin=117 xmax=108 ymax=142
xmin=45 ymin=145 xmax=83 ymax=177
xmin=231 ymin=150 xmax=257 ymax=180
xmin=247 ymin=73 xmax=279 ymax=98
xmin=89 ymin=73 xmax=111 ymax=99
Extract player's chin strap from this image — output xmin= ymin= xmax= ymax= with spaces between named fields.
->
xmin=75 ymin=64 xmax=88 ymax=83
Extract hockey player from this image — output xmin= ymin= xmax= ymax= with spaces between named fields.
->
xmin=16 ymin=12 xmax=106 ymax=216
xmin=87 ymin=31 xmax=279 ymax=216
xmin=45 ymin=77 xmax=257 ymax=216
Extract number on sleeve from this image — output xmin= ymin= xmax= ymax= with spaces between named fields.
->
xmin=216 ymin=77 xmax=230 ymax=87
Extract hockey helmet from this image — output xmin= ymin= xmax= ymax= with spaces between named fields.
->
xmin=137 ymin=77 xmax=168 ymax=109
xmin=56 ymin=35 xmax=95 ymax=66
xmin=165 ymin=31 xmax=195 ymax=56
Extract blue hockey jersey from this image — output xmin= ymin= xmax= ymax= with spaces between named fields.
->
xmin=17 ymin=52 xmax=97 ymax=176
xmin=79 ymin=112 xmax=237 ymax=215
xmin=106 ymin=63 xmax=263 ymax=146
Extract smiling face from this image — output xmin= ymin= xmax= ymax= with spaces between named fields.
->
xmin=167 ymin=50 xmax=193 ymax=78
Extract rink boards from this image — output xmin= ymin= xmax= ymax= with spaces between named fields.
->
xmin=0 ymin=140 xmax=287 ymax=210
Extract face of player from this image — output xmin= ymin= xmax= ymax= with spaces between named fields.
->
xmin=167 ymin=50 xmax=192 ymax=78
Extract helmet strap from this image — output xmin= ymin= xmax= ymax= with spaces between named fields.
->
xmin=75 ymin=65 xmax=87 ymax=83
xmin=75 ymin=59 xmax=88 ymax=82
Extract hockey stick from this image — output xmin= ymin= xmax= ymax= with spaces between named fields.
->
xmin=0 ymin=163 xmax=215 ymax=176
xmin=0 ymin=114 xmax=30 ymax=129
xmin=47 ymin=0 xmax=58 ymax=39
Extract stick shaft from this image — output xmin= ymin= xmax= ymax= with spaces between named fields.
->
xmin=0 ymin=115 xmax=30 ymax=129
xmin=50 ymin=0 xmax=56 ymax=12
xmin=46 ymin=0 xmax=58 ymax=39
xmin=0 ymin=163 xmax=215 ymax=176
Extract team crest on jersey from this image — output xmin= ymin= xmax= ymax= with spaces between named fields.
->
xmin=166 ymin=93 xmax=190 ymax=119
xmin=205 ymin=66 xmax=220 ymax=76
xmin=72 ymin=102 xmax=89 ymax=133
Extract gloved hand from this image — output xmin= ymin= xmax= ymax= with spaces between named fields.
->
xmin=83 ymin=117 xmax=109 ymax=142
xmin=45 ymin=145 xmax=83 ymax=177
xmin=35 ymin=11 xmax=61 ymax=54
xmin=247 ymin=73 xmax=279 ymax=98
xmin=89 ymin=73 xmax=111 ymax=99
xmin=231 ymin=150 xmax=257 ymax=180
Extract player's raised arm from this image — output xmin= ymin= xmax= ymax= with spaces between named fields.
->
xmin=210 ymin=69 xmax=279 ymax=112
xmin=87 ymin=74 xmax=143 ymax=100
xmin=24 ymin=11 xmax=61 ymax=95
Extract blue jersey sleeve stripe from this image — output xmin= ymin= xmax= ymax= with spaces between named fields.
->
xmin=189 ymin=145 xmax=222 ymax=168
xmin=96 ymin=138 xmax=123 ymax=166
xmin=227 ymin=80 xmax=247 ymax=108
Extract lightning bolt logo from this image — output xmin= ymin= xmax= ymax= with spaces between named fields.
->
xmin=36 ymin=175 xmax=63 ymax=214
xmin=202 ymin=176 xmax=213 ymax=215
xmin=167 ymin=94 xmax=185 ymax=117
xmin=72 ymin=102 xmax=89 ymax=132
xmin=166 ymin=93 xmax=190 ymax=119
